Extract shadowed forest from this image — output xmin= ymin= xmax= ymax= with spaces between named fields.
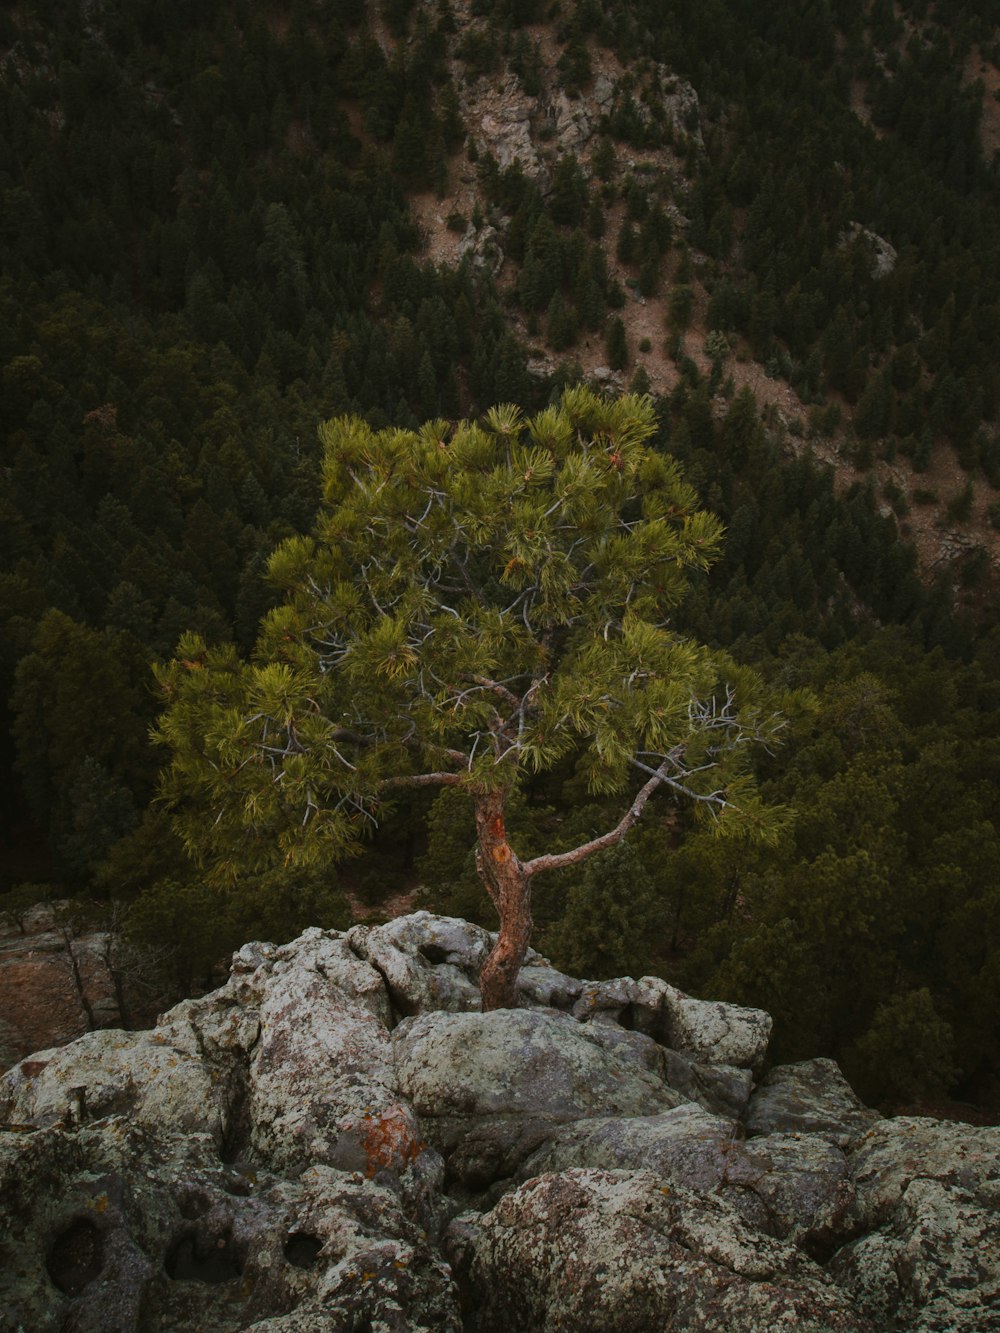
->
xmin=2 ymin=0 xmax=1000 ymax=1113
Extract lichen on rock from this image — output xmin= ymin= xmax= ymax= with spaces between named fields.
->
xmin=0 ymin=913 xmax=996 ymax=1331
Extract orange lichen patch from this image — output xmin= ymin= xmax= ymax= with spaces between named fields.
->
xmin=491 ymin=844 xmax=511 ymax=864
xmin=356 ymin=1106 xmax=424 ymax=1178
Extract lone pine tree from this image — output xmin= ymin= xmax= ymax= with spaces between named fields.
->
xmin=156 ymin=388 xmax=780 ymax=1009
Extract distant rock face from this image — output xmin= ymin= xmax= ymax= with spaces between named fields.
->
xmin=1 ymin=911 xmax=998 ymax=1331
xmin=0 ymin=905 xmax=126 ymax=1071
xmin=839 ymin=222 xmax=898 ymax=279
xmin=457 ymin=54 xmax=700 ymax=189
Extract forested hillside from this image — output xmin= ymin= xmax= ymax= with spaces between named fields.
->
xmin=2 ymin=0 xmax=999 ymax=1111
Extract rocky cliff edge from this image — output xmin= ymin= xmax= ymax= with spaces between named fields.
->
xmin=1 ymin=912 xmax=998 ymax=1330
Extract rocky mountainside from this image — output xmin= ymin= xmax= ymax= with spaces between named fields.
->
xmin=408 ymin=3 xmax=1000 ymax=583
xmin=2 ymin=912 xmax=997 ymax=1330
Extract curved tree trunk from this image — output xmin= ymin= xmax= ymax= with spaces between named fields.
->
xmin=474 ymin=790 xmax=532 ymax=1011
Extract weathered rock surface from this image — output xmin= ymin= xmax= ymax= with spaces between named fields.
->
xmin=0 ymin=1119 xmax=460 ymax=1332
xmin=446 ymin=1168 xmax=871 ymax=1332
xmin=840 ymin=221 xmax=898 ymax=279
xmin=0 ymin=912 xmax=996 ymax=1331
xmin=394 ymin=1007 xmax=684 ymax=1191
xmin=516 ymin=1105 xmax=856 ymax=1244
xmin=829 ymin=1116 xmax=1000 ymax=1330
xmin=346 ymin=911 xmax=489 ymax=1017
xmin=746 ymin=1056 xmax=881 ymax=1146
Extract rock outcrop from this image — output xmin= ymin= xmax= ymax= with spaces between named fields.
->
xmin=1 ymin=911 xmax=998 ymax=1331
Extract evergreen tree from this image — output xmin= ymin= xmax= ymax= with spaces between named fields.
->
xmin=156 ymin=390 xmax=780 ymax=1009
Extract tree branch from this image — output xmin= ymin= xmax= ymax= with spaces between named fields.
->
xmin=378 ymin=771 xmax=465 ymax=790
xmin=523 ymin=758 xmax=674 ymax=879
xmin=469 ymin=673 xmax=522 ymax=710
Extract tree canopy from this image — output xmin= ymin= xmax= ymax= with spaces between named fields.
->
xmin=156 ymin=388 xmax=781 ymax=1006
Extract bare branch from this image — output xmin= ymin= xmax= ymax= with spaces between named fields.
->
xmin=523 ymin=758 xmax=674 ymax=879
xmin=469 ymin=673 xmax=522 ymax=711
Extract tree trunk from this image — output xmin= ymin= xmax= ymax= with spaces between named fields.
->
xmin=473 ymin=790 xmax=532 ymax=1011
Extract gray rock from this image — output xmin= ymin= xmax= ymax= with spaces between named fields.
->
xmin=517 ymin=1102 xmax=739 ymax=1187
xmin=0 ymin=1120 xmax=461 ymax=1332
xmin=832 ymin=1174 xmax=1000 ymax=1331
xmin=545 ymin=88 xmax=594 ymax=153
xmin=346 ymin=912 xmax=489 ymax=1018
xmin=448 ymin=1167 xmax=872 ymax=1331
xmin=465 ymin=74 xmax=546 ymax=178
xmin=839 ymin=222 xmax=898 ymax=279
xmin=1 ymin=916 xmax=994 ymax=1331
xmin=825 ymin=1116 xmax=1000 ymax=1329
xmin=0 ymin=1027 xmax=238 ymax=1145
xmin=845 ymin=1115 xmax=1000 ymax=1222
xmin=517 ymin=1106 xmax=855 ymax=1244
xmin=457 ymin=222 xmax=505 ymax=276
xmin=664 ymin=990 xmax=773 ymax=1069
xmin=0 ymin=924 xmax=429 ymax=1182
xmin=515 ymin=956 xmax=584 ymax=1010
xmin=393 ymin=1008 xmax=683 ymax=1190
xmin=247 ymin=938 xmax=422 ymax=1178
xmin=570 ymin=973 xmax=771 ymax=1071
xmin=746 ymin=1058 xmax=880 ymax=1146
xmin=662 ymin=1046 xmax=755 ymax=1118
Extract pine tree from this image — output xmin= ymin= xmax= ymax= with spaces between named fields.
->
xmin=156 ymin=389 xmax=780 ymax=1009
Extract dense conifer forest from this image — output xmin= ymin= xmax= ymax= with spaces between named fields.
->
xmin=2 ymin=0 xmax=999 ymax=1111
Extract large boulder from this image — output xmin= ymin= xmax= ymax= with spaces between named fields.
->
xmin=393 ymin=1007 xmax=683 ymax=1191
xmin=244 ymin=929 xmax=422 ymax=1178
xmin=0 ymin=1021 xmax=245 ymax=1146
xmin=347 ymin=914 xmax=771 ymax=1082
xmin=345 ymin=912 xmax=489 ymax=1017
xmin=829 ymin=1117 xmax=1000 ymax=1331
xmin=517 ymin=1105 xmax=856 ymax=1244
xmin=446 ymin=1168 xmax=872 ymax=1332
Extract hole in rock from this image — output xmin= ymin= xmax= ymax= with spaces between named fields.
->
xmin=177 ymin=1190 xmax=210 ymax=1220
xmin=46 ymin=1217 xmax=104 ymax=1295
xmin=418 ymin=941 xmax=451 ymax=965
xmin=283 ymin=1233 xmax=324 ymax=1268
xmin=165 ymin=1228 xmax=244 ymax=1284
